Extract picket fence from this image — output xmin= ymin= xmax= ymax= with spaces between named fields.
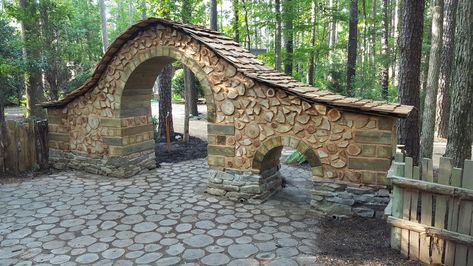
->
xmin=386 ymin=154 xmax=473 ymax=265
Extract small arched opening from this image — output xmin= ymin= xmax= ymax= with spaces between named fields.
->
xmin=252 ymin=136 xmax=322 ymax=205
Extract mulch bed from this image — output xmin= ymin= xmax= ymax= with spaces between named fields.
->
xmin=155 ymin=133 xmax=208 ymax=164
xmin=314 ymin=217 xmax=421 ymax=265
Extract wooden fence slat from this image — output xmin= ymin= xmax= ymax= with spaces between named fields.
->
xmin=463 ymin=160 xmax=473 ymax=265
xmin=432 ymin=157 xmax=452 ymax=264
xmin=445 ymin=167 xmax=463 ymax=266
xmin=5 ymin=120 xmax=19 ymax=174
xmin=27 ymin=120 xmax=36 ymax=169
xmin=455 ymin=160 xmax=473 ymax=266
xmin=17 ymin=122 xmax=28 ymax=172
xmin=409 ymin=166 xmax=421 ymax=260
xmin=420 ymin=158 xmax=434 ymax=264
xmin=391 ymin=153 xmax=405 ymax=250
xmin=401 ymin=156 xmax=413 ymax=258
xmin=35 ymin=120 xmax=48 ymax=169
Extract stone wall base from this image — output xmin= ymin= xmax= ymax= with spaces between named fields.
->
xmin=50 ymin=149 xmax=156 ymax=178
xmin=310 ymin=179 xmax=390 ymax=218
xmin=207 ymin=166 xmax=282 ymax=203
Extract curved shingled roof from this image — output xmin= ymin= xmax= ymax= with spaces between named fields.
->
xmin=42 ymin=18 xmax=413 ymax=118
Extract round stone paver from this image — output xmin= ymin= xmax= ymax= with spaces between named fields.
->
xmin=0 ymin=159 xmax=320 ymax=265
xmin=228 ymin=243 xmax=258 ymax=258
xmin=201 ymin=253 xmax=231 ymax=265
xmin=183 ymin=235 xmax=214 ymax=248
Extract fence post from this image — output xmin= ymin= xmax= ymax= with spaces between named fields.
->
xmin=391 ymin=152 xmax=405 ymax=250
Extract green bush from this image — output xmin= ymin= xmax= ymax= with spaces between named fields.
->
xmin=171 ymin=68 xmax=204 ymax=100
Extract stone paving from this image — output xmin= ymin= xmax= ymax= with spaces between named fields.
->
xmin=0 ymin=158 xmax=320 ymax=265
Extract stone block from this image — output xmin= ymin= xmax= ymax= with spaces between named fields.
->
xmin=326 ymin=196 xmax=355 ymax=206
xmin=360 ymin=144 xmax=376 ymax=157
xmin=353 ymin=207 xmax=375 ymax=218
xmin=49 ymin=132 xmax=69 ymax=142
xmin=207 ymin=188 xmax=226 ymax=196
xmin=208 ymin=155 xmax=225 ymax=167
xmin=217 ymin=136 xmax=226 ymax=145
xmin=208 ymin=145 xmax=235 ymax=157
xmin=100 ymin=118 xmax=122 ymax=127
xmin=208 ymin=123 xmax=235 ymax=135
xmin=348 ymin=158 xmax=391 ymax=172
xmin=377 ymin=145 xmax=393 ymax=159
xmin=313 ymin=201 xmax=352 ymax=217
xmin=122 ymin=124 xmax=153 ymax=136
xmin=354 ymin=131 xmax=392 ymax=145
xmin=103 ymin=137 xmax=123 ymax=146
xmin=240 ymin=185 xmax=262 ymax=194
xmin=378 ymin=117 xmax=394 ymax=131
xmin=346 ymin=186 xmax=375 ymax=195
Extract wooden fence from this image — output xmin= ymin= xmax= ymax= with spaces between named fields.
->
xmin=386 ymin=154 xmax=473 ymax=266
xmin=0 ymin=120 xmax=48 ymax=175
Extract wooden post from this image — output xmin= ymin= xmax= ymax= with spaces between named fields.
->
xmin=432 ymin=157 xmax=452 ymax=264
xmin=391 ymin=152 xmax=405 ymax=250
xmin=419 ymin=158 xmax=433 ymax=264
xmin=409 ymin=165 xmax=420 ymax=260
xmin=5 ymin=120 xmax=19 ymax=175
xmin=35 ymin=120 xmax=48 ymax=169
xmin=401 ymin=156 xmax=413 ymax=258
xmin=444 ymin=167 xmax=462 ymax=265
xmin=455 ymin=160 xmax=473 ymax=266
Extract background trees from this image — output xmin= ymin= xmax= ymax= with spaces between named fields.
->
xmin=0 ymin=0 xmax=471 ymax=163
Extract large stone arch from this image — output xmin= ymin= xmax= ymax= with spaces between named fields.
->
xmin=43 ymin=18 xmax=414 ymax=217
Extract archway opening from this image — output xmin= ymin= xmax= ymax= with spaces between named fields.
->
xmin=253 ymin=137 xmax=322 ymax=207
xmin=119 ymin=55 xmax=216 ymax=165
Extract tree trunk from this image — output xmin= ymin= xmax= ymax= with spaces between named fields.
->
xmin=381 ymin=0 xmax=390 ymax=100
xmin=210 ymin=0 xmax=218 ymax=31
xmin=242 ymin=0 xmax=251 ymax=50
xmin=346 ymin=0 xmax=358 ymax=97
xmin=19 ymin=0 xmax=45 ymax=119
xmin=274 ymin=0 xmax=282 ymax=71
xmin=420 ymin=0 xmax=444 ymax=160
xmin=328 ymin=0 xmax=337 ymax=64
xmin=436 ymin=0 xmax=458 ymax=138
xmin=308 ymin=0 xmax=317 ymax=85
xmin=99 ymin=0 xmax=108 ymax=54
xmin=283 ymin=0 xmax=294 ymax=75
xmin=158 ymin=65 xmax=174 ymax=140
xmin=182 ymin=0 xmax=196 ymax=143
xmin=141 ymin=0 xmax=146 ymax=20
xmin=445 ymin=0 xmax=473 ymax=167
xmin=398 ymin=0 xmax=425 ymax=164
xmin=233 ymin=0 xmax=240 ymax=42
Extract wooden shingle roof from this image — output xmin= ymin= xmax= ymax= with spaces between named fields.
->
xmin=42 ymin=18 xmax=413 ymax=118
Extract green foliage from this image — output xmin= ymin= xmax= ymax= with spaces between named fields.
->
xmin=286 ymin=151 xmax=307 ymax=165
xmin=171 ymin=68 xmax=203 ymax=102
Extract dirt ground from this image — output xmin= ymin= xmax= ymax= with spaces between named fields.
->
xmin=314 ymin=217 xmax=421 ymax=265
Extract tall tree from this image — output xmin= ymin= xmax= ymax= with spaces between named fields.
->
xmin=19 ymin=0 xmax=45 ymax=118
xmin=99 ymin=0 xmax=108 ymax=53
xmin=274 ymin=0 xmax=282 ymax=71
xmin=307 ymin=0 xmax=317 ymax=85
xmin=156 ymin=2 xmax=174 ymax=140
xmin=210 ymin=0 xmax=217 ymax=31
xmin=435 ymin=0 xmax=458 ymax=138
xmin=283 ymin=0 xmax=294 ymax=75
xmin=380 ymin=0 xmax=390 ymax=100
xmin=346 ymin=0 xmax=358 ymax=96
xmin=421 ymin=0 xmax=444 ymax=159
xmin=141 ymin=0 xmax=146 ymax=19
xmin=445 ymin=0 xmax=473 ymax=167
xmin=398 ymin=0 xmax=425 ymax=164
xmin=232 ymin=0 xmax=240 ymax=42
